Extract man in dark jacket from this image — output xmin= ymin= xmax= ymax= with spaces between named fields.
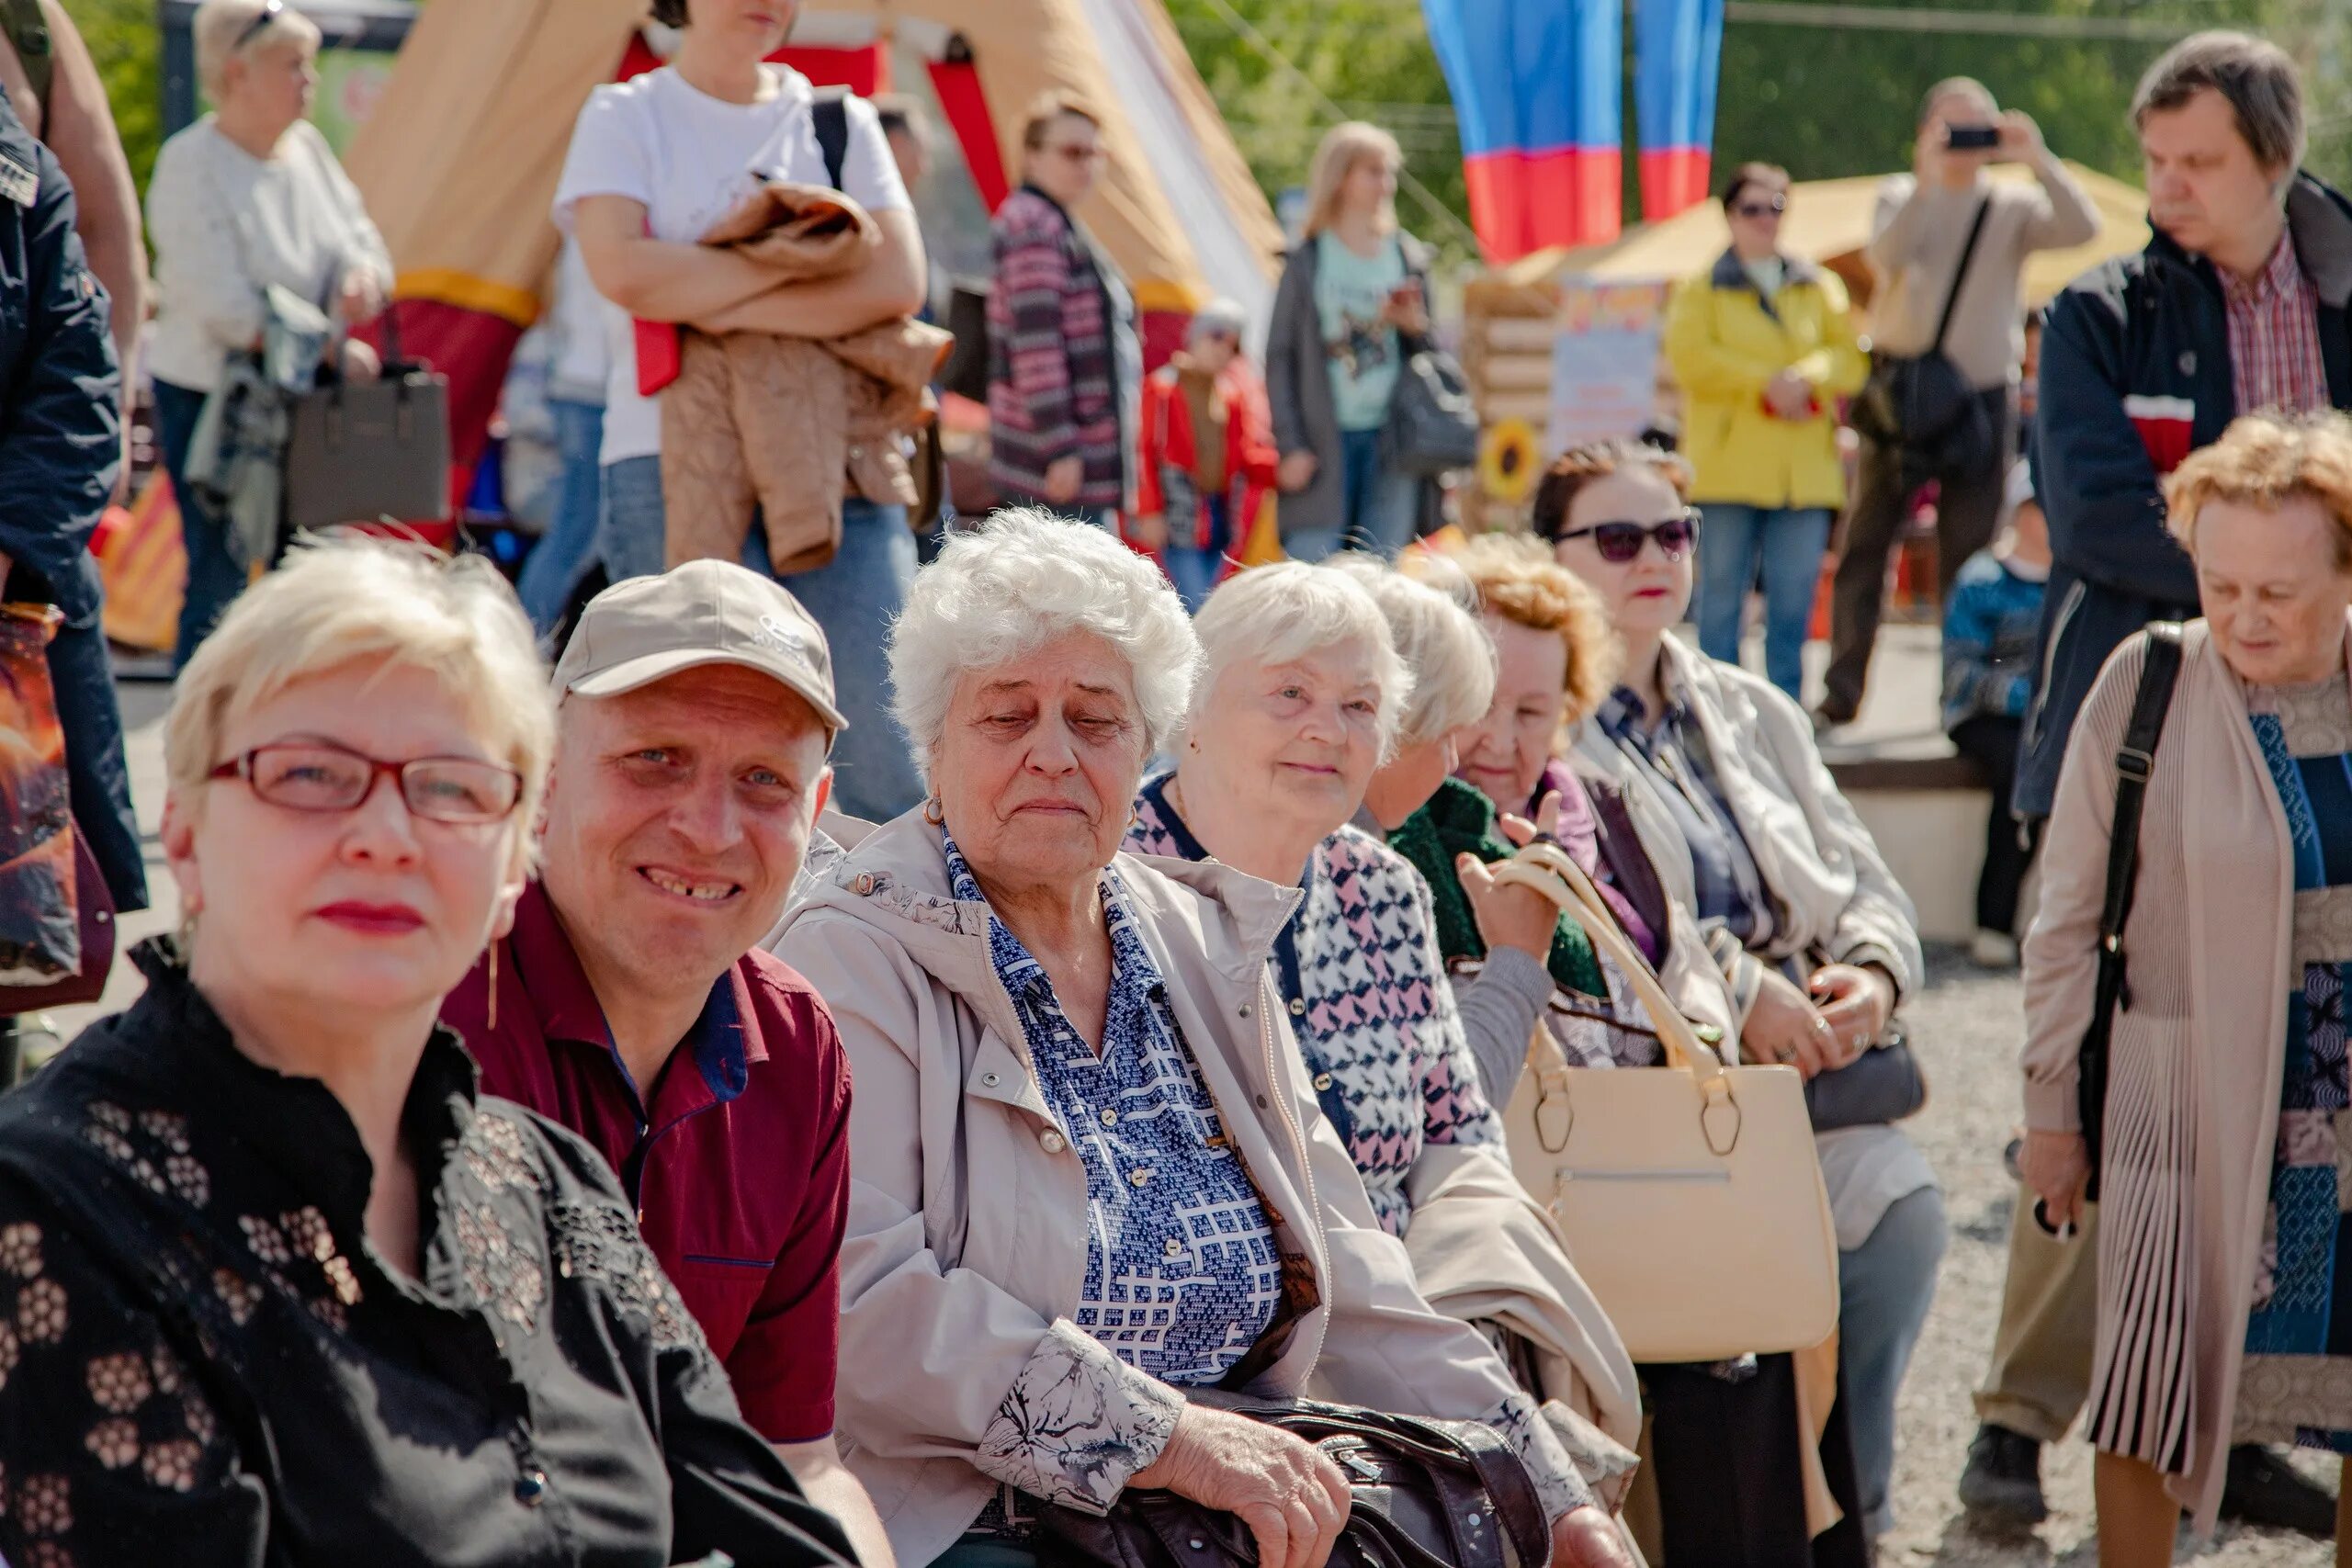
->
xmin=0 ymin=90 xmax=144 ymax=929
xmin=1963 ymin=30 xmax=2350 ymax=1538
xmin=2016 ymin=31 xmax=2352 ymax=820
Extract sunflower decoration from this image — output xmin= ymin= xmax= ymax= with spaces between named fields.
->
xmin=1479 ymin=418 xmax=1541 ymax=504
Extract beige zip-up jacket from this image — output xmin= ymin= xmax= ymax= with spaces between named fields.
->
xmin=773 ymin=811 xmax=1583 ymax=1567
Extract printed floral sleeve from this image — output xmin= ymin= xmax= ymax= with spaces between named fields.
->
xmin=1410 ymin=870 xmax=1505 ymax=1148
xmin=0 ymin=1183 xmax=266 ymax=1568
xmin=1482 ymin=1386 xmax=1595 ymax=1523
xmin=974 ymin=1318 xmax=1185 ymax=1514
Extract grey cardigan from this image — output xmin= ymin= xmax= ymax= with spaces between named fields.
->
xmin=1263 ymin=229 xmax=1436 ymax=539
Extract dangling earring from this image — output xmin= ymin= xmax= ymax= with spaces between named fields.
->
xmin=486 ymin=942 xmax=499 ymax=1032
xmin=922 ymin=795 xmax=945 ymax=826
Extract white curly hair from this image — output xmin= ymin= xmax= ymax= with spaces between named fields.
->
xmin=888 ymin=508 xmax=1202 ymax=787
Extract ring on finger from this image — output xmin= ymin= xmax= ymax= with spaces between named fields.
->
xmin=1774 ymin=1045 xmax=1798 ymax=1065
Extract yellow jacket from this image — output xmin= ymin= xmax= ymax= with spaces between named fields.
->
xmin=1663 ymin=251 xmax=1867 ymax=510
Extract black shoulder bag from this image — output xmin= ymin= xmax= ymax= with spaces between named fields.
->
xmin=1850 ymin=196 xmax=1996 ymax=479
xmin=2076 ymin=623 xmax=2184 ymax=1204
xmin=1035 ymin=1392 xmax=1552 ymax=1568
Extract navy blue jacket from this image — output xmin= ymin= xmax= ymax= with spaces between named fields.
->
xmin=2017 ymin=174 xmax=2352 ymax=818
xmin=0 ymin=93 xmax=118 ymax=620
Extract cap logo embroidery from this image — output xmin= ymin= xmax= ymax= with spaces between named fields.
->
xmin=753 ymin=614 xmax=810 ymax=662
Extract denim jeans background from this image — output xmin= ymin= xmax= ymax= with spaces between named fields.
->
xmin=1694 ymin=502 xmax=1833 ymax=701
xmin=515 ymin=400 xmax=605 ymax=636
xmin=1288 ymin=428 xmax=1418 ymax=562
xmin=1161 ymin=493 xmax=1231 ymax=612
xmin=154 ymin=378 xmax=250 ymax=672
xmin=600 ymin=456 xmax=923 ymax=823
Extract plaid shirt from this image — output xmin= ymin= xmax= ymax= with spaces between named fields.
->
xmin=2226 ymin=233 xmax=2331 ymax=418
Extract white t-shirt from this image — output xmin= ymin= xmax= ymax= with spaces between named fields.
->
xmin=550 ymin=64 xmax=911 ymax=467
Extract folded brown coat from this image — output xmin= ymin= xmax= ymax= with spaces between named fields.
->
xmin=662 ymin=181 xmax=953 ymax=576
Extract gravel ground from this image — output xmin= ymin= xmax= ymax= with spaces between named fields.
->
xmin=1879 ymin=948 xmax=2340 ymax=1566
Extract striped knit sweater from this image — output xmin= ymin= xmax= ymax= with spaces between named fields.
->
xmin=986 ymin=186 xmax=1133 ymax=510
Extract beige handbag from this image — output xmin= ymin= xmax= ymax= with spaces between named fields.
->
xmin=1495 ymin=843 xmax=1840 ymax=1364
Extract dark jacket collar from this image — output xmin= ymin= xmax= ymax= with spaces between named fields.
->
xmin=1706 ymin=246 xmax=1821 ymax=292
xmin=2146 ymin=172 xmax=2352 ymax=310
xmin=102 ymin=938 xmax=481 ymax=1234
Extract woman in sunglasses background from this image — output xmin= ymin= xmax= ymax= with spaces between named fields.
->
xmin=0 ymin=539 xmax=860 ymax=1568
xmin=1546 ymin=438 xmax=1946 ymax=1549
xmin=1660 ymin=162 xmax=1867 ymax=701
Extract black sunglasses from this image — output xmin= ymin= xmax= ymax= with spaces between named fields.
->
xmin=1733 ymin=194 xmax=1788 ymax=220
xmin=233 ymin=0 xmax=286 ymax=51
xmin=1551 ymin=512 xmax=1702 ymax=564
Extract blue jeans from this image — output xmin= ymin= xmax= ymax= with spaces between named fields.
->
xmin=1163 ymin=494 xmax=1231 ymax=612
xmin=1839 ymin=1185 xmax=1949 ymax=1538
xmin=1693 ymin=502 xmax=1832 ymax=701
xmin=597 ymin=455 xmax=669 ymax=585
xmin=45 ymin=611 xmax=148 ymax=912
xmin=604 ymin=457 xmax=923 ymax=824
xmin=516 ymin=400 xmax=605 ymax=635
xmin=1289 ymin=429 xmax=1419 ymax=562
xmin=155 ymin=378 xmax=251 ymax=672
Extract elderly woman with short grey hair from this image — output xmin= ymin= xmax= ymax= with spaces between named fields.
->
xmin=776 ymin=512 xmax=1631 ymax=1568
xmin=1125 ymin=562 xmax=1641 ymax=1466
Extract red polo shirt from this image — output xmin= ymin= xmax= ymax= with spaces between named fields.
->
xmin=441 ymin=881 xmax=850 ymax=1444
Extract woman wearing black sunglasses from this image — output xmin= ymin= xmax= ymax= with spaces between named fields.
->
xmin=1544 ymin=438 xmax=1945 ymax=1554
xmin=1659 ymin=163 xmax=1866 ymax=701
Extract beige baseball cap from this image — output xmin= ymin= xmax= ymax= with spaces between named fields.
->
xmin=552 ymin=559 xmax=847 ymax=736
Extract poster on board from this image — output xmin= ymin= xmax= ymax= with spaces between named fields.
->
xmin=1547 ymin=279 xmax=1671 ymax=454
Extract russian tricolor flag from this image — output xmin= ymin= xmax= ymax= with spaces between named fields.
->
xmin=1634 ymin=0 xmax=1726 ymax=220
xmin=1420 ymin=0 xmax=1623 ymax=262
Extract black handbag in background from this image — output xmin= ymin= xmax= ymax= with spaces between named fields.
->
xmin=283 ymin=310 xmax=451 ymax=533
xmin=1385 ymin=348 xmax=1482 ymax=479
xmin=1849 ymin=197 xmax=1995 ymax=479
xmin=1035 ymin=1393 xmax=1551 ymax=1568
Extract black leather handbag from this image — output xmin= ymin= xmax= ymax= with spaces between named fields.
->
xmin=1803 ymin=1022 xmax=1927 ymax=1131
xmin=1849 ymin=197 xmax=1995 ymax=480
xmin=1385 ymin=348 xmax=1482 ymax=479
xmin=1035 ymin=1393 xmax=1552 ymax=1568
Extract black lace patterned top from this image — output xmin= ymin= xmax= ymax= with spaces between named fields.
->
xmin=0 ymin=942 xmax=858 ymax=1568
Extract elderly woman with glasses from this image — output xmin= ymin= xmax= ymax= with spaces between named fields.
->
xmin=1544 ymin=439 xmax=1944 ymax=1547
xmin=775 ymin=511 xmax=1632 ymax=1568
xmin=0 ymin=541 xmax=859 ymax=1568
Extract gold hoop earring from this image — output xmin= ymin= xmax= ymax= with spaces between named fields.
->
xmin=922 ymin=795 xmax=945 ymax=826
xmin=486 ymin=942 xmax=499 ymax=1032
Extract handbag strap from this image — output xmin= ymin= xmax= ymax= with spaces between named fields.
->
xmin=1493 ymin=843 xmax=1724 ymax=1078
xmin=2083 ymin=623 xmax=2183 ymax=1177
xmin=1931 ymin=197 xmax=1994 ymax=355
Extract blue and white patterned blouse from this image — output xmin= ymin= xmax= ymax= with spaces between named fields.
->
xmin=944 ymin=832 xmax=1284 ymax=1533
xmin=1128 ymin=775 xmax=1507 ymax=1236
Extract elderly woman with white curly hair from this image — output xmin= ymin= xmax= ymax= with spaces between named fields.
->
xmin=775 ymin=510 xmax=1634 ymax=1568
xmin=0 ymin=540 xmax=860 ymax=1568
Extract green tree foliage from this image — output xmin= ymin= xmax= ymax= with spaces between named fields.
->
xmin=59 ymin=0 xmax=162 ymax=194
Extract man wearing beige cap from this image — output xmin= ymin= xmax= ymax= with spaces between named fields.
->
xmin=443 ymin=560 xmax=894 ymax=1567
